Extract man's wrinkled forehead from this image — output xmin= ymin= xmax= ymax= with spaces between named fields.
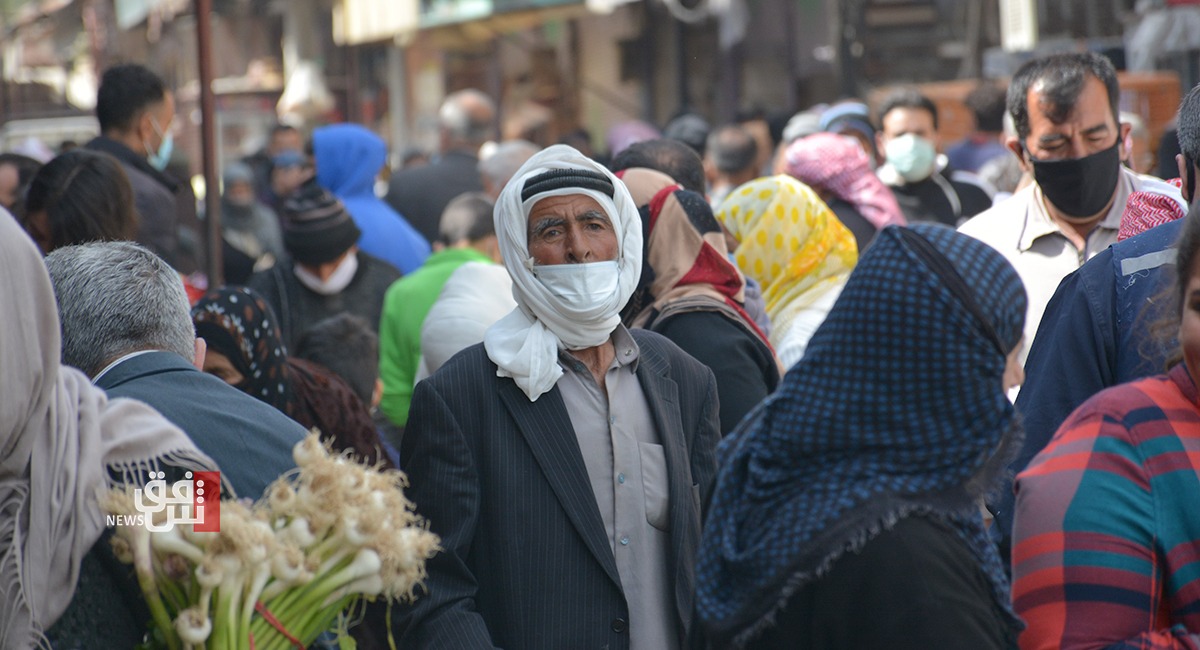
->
xmin=525 ymin=192 xmax=612 ymax=236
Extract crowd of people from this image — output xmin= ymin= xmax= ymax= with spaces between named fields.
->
xmin=4 ymin=49 xmax=1200 ymax=650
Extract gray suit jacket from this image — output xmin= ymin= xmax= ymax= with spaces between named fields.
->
xmin=95 ymin=351 xmax=306 ymax=499
xmin=394 ymin=330 xmax=721 ymax=649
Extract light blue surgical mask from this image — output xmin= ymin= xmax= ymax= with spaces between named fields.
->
xmin=884 ymin=133 xmax=937 ymax=183
xmin=146 ymin=117 xmax=174 ymax=171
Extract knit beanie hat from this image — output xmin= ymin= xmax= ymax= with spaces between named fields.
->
xmin=222 ymin=161 xmax=255 ymax=187
xmin=281 ymin=179 xmax=362 ymax=265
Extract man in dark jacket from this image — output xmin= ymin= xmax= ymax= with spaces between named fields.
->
xmin=44 ymin=240 xmax=305 ymax=500
xmin=86 ymin=64 xmax=195 ymax=270
xmin=248 ymin=180 xmax=400 ymax=349
xmin=395 ymin=145 xmax=720 ymax=649
xmin=875 ymin=88 xmax=993 ymax=226
xmin=384 ymin=89 xmax=495 ymax=243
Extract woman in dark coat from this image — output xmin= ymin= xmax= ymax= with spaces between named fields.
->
xmin=616 ymin=167 xmax=780 ymax=434
xmin=697 ymin=224 xmax=1027 ymax=649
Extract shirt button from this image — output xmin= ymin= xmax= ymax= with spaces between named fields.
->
xmin=611 ymin=617 xmax=628 ymax=633
xmin=624 ymin=349 xmax=632 ymax=357
xmin=609 ymin=416 xmax=616 ymax=425
xmin=620 ymin=536 xmax=629 ymax=546
xmin=617 ymin=473 xmax=625 ymax=484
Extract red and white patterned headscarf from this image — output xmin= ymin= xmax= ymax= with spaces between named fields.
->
xmin=784 ymin=133 xmax=906 ymax=231
xmin=1118 ymin=177 xmax=1187 ymax=241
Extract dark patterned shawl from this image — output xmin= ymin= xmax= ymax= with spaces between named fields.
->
xmin=696 ymin=224 xmax=1027 ymax=647
xmin=192 ymin=286 xmax=293 ymax=412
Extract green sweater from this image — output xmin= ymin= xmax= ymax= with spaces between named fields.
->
xmin=379 ymin=247 xmax=494 ymax=427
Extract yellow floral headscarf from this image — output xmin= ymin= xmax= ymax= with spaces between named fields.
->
xmin=715 ymin=175 xmax=858 ymax=346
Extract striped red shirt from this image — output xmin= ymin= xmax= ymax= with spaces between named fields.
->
xmin=1013 ymin=364 xmax=1200 ymax=650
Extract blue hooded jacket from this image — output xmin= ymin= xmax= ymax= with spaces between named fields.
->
xmin=314 ymin=124 xmax=430 ymax=274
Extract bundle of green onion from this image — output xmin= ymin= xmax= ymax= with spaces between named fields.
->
xmin=101 ymin=433 xmax=441 ymax=650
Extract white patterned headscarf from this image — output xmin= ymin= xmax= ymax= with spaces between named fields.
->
xmin=484 ymin=145 xmax=643 ymax=401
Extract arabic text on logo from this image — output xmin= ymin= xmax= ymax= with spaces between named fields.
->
xmin=106 ymin=470 xmax=221 ymax=532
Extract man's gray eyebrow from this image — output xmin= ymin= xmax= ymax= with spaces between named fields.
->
xmin=529 ymin=215 xmax=566 ymax=237
xmin=575 ymin=210 xmax=611 ymax=224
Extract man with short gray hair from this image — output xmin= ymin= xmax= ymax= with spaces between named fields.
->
xmin=479 ymin=139 xmax=540 ymax=199
xmin=45 ymin=241 xmax=306 ymax=498
xmin=386 ymin=89 xmax=497 ymax=243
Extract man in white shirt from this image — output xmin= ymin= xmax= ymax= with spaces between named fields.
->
xmin=959 ymin=52 xmax=1183 ymax=363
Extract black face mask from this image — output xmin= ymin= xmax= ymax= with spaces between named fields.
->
xmin=1027 ymin=138 xmax=1122 ymax=218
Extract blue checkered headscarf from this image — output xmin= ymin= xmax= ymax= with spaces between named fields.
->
xmin=696 ymin=224 xmax=1027 ymax=646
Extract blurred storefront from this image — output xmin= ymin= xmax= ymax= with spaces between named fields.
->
xmin=2 ymin=0 xmax=1196 ymax=166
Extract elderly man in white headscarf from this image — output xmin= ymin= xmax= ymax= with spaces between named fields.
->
xmin=394 ymin=145 xmax=721 ymax=650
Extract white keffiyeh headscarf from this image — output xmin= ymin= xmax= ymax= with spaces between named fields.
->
xmin=484 ymin=145 xmax=643 ymax=401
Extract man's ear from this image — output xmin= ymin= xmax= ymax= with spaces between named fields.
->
xmin=138 ymin=110 xmax=155 ymax=143
xmin=1119 ymin=121 xmax=1133 ymax=143
xmin=193 ymin=337 xmax=207 ymax=371
xmin=1178 ymin=153 xmax=1194 ymax=204
xmin=702 ymin=157 xmax=717 ymax=184
xmin=1006 ymin=136 xmax=1031 ymax=174
xmin=371 ymin=378 xmax=384 ymax=410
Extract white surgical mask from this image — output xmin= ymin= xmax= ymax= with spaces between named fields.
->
xmin=293 ymin=253 xmax=359 ymax=295
xmin=884 ymin=134 xmax=938 ymax=183
xmin=531 ymin=260 xmax=620 ymax=311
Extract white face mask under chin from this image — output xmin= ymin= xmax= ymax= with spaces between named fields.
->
xmin=294 ymin=253 xmax=359 ymax=295
xmin=532 ymin=260 xmax=620 ymax=310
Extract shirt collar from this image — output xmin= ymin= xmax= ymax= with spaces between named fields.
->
xmin=91 ymin=349 xmax=159 ymax=385
xmin=1020 ymin=167 xmax=1133 ymax=252
xmin=557 ymin=324 xmax=641 ymax=375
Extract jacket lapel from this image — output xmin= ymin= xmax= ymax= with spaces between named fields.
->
xmin=634 ymin=343 xmax=698 ymax=637
xmin=497 ymin=379 xmax=623 ymax=590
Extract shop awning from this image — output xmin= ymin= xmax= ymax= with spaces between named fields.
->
xmin=333 ymin=0 xmax=421 ymax=46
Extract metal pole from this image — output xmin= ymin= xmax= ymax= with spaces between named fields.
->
xmin=781 ymin=0 xmax=797 ymax=111
xmin=387 ymin=43 xmax=409 ymax=169
xmin=641 ymin=1 xmax=658 ymax=123
xmin=675 ymin=19 xmax=689 ymax=112
xmin=196 ymin=0 xmax=222 ymax=286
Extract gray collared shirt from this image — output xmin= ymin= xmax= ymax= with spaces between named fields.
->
xmin=556 ymin=325 xmax=679 ymax=650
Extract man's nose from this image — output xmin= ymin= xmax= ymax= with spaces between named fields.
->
xmin=563 ymin=227 xmax=591 ymax=263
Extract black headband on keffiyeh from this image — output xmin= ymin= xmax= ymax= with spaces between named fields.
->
xmin=520 ymin=168 xmax=615 ymax=201
xmin=696 ymin=224 xmax=1027 ymax=647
